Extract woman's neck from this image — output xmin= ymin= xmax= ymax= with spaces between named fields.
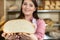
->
xmin=25 ymin=15 xmax=33 ymax=21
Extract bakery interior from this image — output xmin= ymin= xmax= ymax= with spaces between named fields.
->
xmin=0 ymin=0 xmax=60 ymax=40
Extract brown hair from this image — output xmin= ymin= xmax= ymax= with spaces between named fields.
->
xmin=18 ymin=0 xmax=39 ymax=20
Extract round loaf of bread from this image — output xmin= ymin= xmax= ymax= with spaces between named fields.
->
xmin=3 ymin=19 xmax=35 ymax=34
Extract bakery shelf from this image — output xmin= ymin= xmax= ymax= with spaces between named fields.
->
xmin=7 ymin=10 xmax=20 ymax=13
xmin=38 ymin=10 xmax=60 ymax=13
xmin=7 ymin=10 xmax=60 ymax=13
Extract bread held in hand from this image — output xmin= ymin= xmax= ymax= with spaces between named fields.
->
xmin=3 ymin=19 xmax=35 ymax=34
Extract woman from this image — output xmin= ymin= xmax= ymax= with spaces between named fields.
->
xmin=2 ymin=0 xmax=45 ymax=40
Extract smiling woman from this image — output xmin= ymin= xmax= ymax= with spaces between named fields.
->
xmin=2 ymin=0 xmax=45 ymax=40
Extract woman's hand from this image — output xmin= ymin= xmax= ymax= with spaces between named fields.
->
xmin=2 ymin=32 xmax=14 ymax=40
xmin=19 ymin=33 xmax=38 ymax=40
xmin=2 ymin=32 xmax=38 ymax=40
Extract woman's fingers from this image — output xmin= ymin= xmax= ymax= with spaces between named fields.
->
xmin=5 ymin=34 xmax=11 ymax=39
xmin=2 ymin=33 xmax=13 ymax=39
xmin=2 ymin=33 xmax=7 ymax=37
xmin=6 ymin=33 xmax=14 ymax=39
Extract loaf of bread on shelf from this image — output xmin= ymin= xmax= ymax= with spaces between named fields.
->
xmin=50 ymin=5 xmax=55 ymax=10
xmin=44 ymin=5 xmax=50 ymax=10
xmin=56 ymin=1 xmax=60 ymax=5
xmin=56 ymin=5 xmax=60 ymax=10
xmin=51 ymin=1 xmax=56 ymax=6
xmin=45 ymin=1 xmax=50 ymax=5
xmin=3 ymin=19 xmax=35 ymax=34
xmin=8 ymin=5 xmax=18 ymax=11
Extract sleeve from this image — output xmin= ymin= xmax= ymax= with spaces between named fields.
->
xmin=35 ymin=19 xmax=46 ymax=40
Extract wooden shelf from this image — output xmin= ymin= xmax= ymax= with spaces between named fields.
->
xmin=38 ymin=10 xmax=60 ymax=13
xmin=7 ymin=10 xmax=60 ymax=13
xmin=7 ymin=10 xmax=20 ymax=13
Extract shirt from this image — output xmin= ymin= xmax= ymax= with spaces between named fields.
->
xmin=33 ymin=19 xmax=45 ymax=40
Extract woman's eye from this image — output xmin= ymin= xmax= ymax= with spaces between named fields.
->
xmin=30 ymin=4 xmax=33 ymax=7
xmin=23 ymin=3 xmax=27 ymax=5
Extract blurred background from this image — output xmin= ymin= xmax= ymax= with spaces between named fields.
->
xmin=0 ymin=0 xmax=60 ymax=40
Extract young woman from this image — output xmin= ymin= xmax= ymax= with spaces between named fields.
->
xmin=2 ymin=0 xmax=45 ymax=40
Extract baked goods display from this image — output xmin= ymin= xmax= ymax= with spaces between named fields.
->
xmin=3 ymin=19 xmax=35 ymax=33
xmin=56 ymin=1 xmax=60 ymax=10
xmin=6 ymin=0 xmax=22 ymax=11
xmin=44 ymin=5 xmax=50 ymax=10
xmin=44 ymin=1 xmax=50 ymax=10
xmin=38 ymin=0 xmax=60 ymax=10
xmin=8 ymin=5 xmax=18 ymax=11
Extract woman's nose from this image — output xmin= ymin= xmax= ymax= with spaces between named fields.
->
xmin=26 ymin=5 xmax=30 ymax=9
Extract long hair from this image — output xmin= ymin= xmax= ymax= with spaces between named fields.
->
xmin=18 ymin=0 xmax=39 ymax=20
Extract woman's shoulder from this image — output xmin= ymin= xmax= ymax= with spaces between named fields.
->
xmin=36 ymin=18 xmax=45 ymax=26
xmin=36 ymin=19 xmax=46 ymax=29
xmin=37 ymin=18 xmax=45 ymax=23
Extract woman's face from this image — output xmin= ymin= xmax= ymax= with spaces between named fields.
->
xmin=22 ymin=0 xmax=36 ymax=15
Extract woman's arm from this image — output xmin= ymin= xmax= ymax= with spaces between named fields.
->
xmin=35 ymin=19 xmax=46 ymax=40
